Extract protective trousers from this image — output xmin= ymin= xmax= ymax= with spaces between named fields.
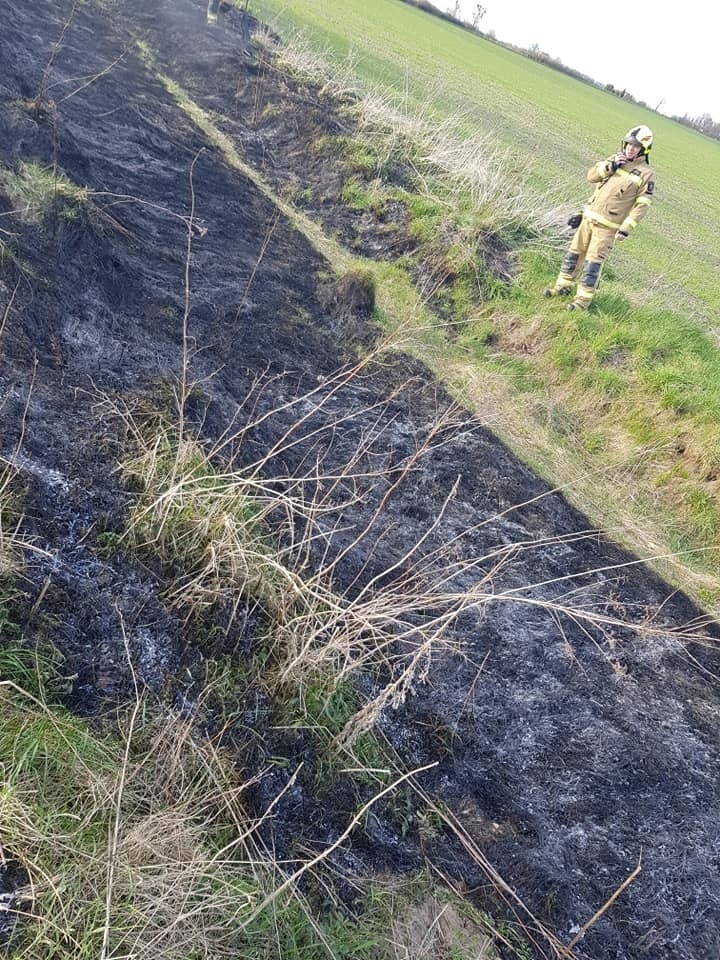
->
xmin=552 ymin=218 xmax=616 ymax=307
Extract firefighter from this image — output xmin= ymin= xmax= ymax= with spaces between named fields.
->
xmin=544 ymin=125 xmax=656 ymax=310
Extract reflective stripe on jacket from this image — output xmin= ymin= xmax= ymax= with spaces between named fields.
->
xmin=584 ymin=155 xmax=655 ymax=233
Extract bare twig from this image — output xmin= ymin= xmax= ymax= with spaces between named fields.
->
xmin=238 ymin=210 xmax=280 ymax=311
xmin=56 ymin=49 xmax=128 ymax=104
xmin=567 ymin=854 xmax=642 ymax=950
xmin=100 ymin=616 xmax=142 ymax=960
xmin=409 ymin=781 xmax=575 ymax=960
xmin=178 ymin=150 xmax=205 ymax=445
xmin=0 ymin=276 xmax=20 ymax=341
xmin=33 ymin=0 xmax=83 ymax=111
xmin=240 ymin=761 xmax=438 ymax=928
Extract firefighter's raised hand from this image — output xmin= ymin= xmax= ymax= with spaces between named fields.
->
xmin=610 ymin=152 xmax=627 ymax=172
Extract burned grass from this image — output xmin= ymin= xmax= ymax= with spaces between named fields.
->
xmin=0 ymin=1 xmax=720 ymax=958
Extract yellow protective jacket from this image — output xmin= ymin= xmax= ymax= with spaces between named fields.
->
xmin=583 ymin=155 xmax=655 ymax=234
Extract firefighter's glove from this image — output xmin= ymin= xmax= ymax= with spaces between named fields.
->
xmin=615 ymin=230 xmax=629 ymax=241
xmin=610 ymin=152 xmax=626 ymax=172
xmin=567 ymin=213 xmax=582 ymax=229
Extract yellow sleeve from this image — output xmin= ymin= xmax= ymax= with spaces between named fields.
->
xmin=620 ymin=176 xmax=655 ymax=233
xmin=587 ymin=158 xmax=613 ymax=184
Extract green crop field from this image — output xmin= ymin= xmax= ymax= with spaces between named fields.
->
xmin=246 ymin=0 xmax=720 ymax=606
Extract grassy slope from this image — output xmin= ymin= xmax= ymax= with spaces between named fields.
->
xmin=250 ymin=0 xmax=720 ymax=605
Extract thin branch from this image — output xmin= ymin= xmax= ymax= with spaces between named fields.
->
xmin=56 ymin=49 xmax=128 ymax=104
xmin=34 ymin=0 xmax=83 ymax=110
xmin=568 ymin=853 xmax=642 ymax=949
xmin=238 ymin=210 xmax=280 ymax=312
xmin=178 ymin=149 xmax=204 ymax=445
xmin=240 ymin=762 xmax=437 ymax=928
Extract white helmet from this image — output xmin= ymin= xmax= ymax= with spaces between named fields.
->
xmin=623 ymin=125 xmax=653 ymax=155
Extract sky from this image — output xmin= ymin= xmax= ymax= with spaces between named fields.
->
xmin=430 ymin=1 xmax=720 ymax=121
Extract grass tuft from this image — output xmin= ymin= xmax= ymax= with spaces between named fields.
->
xmin=0 ymin=161 xmax=88 ymax=224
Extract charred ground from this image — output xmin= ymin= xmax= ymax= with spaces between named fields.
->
xmin=0 ymin=1 xmax=719 ymax=958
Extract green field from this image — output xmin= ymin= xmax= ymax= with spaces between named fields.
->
xmin=247 ymin=0 xmax=720 ymax=605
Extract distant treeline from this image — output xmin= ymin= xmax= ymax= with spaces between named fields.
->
xmin=517 ymin=43 xmax=599 ymax=89
xmin=605 ymin=85 xmax=720 ymax=142
xmin=394 ymin=0 xmax=720 ymax=144
xmin=396 ymin=2 xmax=604 ymax=86
xmin=670 ymin=113 xmax=720 ymax=142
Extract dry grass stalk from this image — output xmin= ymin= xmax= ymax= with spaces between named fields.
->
xmin=409 ymin=782 xmax=576 ymax=960
xmin=567 ymin=854 xmax=642 ymax=949
xmin=253 ymin=27 xmax=363 ymax=101
xmin=0 ymin=494 xmax=24 ymax=581
xmin=1 ymin=421 xmax=50 ymax=580
xmin=32 ymin=0 xmax=83 ymax=111
xmin=50 ymin=48 xmax=129 ymax=106
xmin=0 ymin=276 xmax=20 ymax=341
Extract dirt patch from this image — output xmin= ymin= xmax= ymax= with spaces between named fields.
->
xmin=1 ymin=2 xmax=720 ymax=958
xmin=393 ymin=893 xmax=496 ymax=959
